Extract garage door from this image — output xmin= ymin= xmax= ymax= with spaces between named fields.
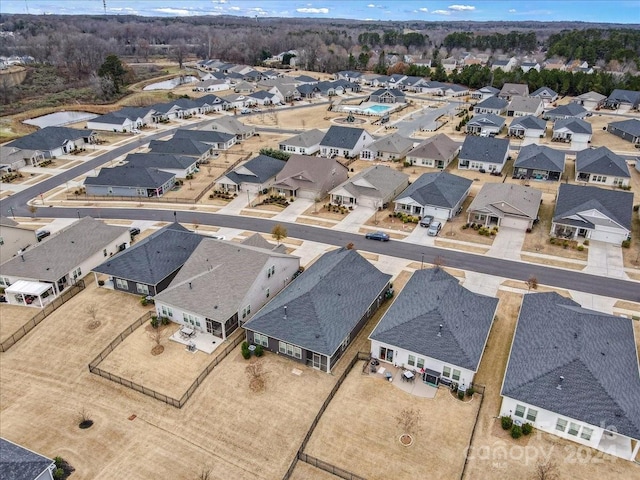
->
xmin=423 ymin=206 xmax=451 ymax=220
xmin=590 ymin=230 xmax=627 ymax=244
xmin=500 ymin=216 xmax=530 ymax=229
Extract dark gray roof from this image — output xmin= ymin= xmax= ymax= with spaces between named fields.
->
xmin=545 ymin=103 xmax=587 ymax=117
xmin=396 ymin=171 xmax=472 ymax=209
xmin=93 ymin=223 xmax=204 ymax=285
xmin=248 ymin=90 xmax=275 ymax=100
xmin=608 ymin=118 xmax=640 ymax=137
xmin=89 ymin=112 xmax=129 ymax=125
xmin=149 ymin=138 xmax=210 ymax=157
xmin=280 ymin=129 xmax=325 ymax=148
xmin=114 ymin=106 xmax=155 ymax=118
xmin=459 ymin=136 xmax=510 ymax=164
xmin=467 ymin=113 xmax=505 ymax=129
xmin=607 ymin=89 xmax=640 ymax=107
xmin=320 ymin=125 xmax=367 ymax=149
xmin=478 ymin=86 xmax=500 ymax=95
xmin=509 ymin=115 xmax=547 ymax=131
xmin=553 ymin=117 xmax=592 ymax=134
xmin=296 ymin=84 xmax=319 ymax=95
xmin=172 ymin=129 xmax=235 ymax=145
xmin=244 ymin=248 xmax=391 ymax=357
xmin=575 ymin=146 xmax=630 ymax=177
xmin=84 ymin=165 xmax=174 ymax=188
xmin=295 ymin=75 xmax=319 ymax=83
xmin=371 ymin=88 xmax=405 ymax=97
xmin=7 ymin=126 xmax=93 ymax=151
xmin=514 ymin=144 xmax=565 ymax=172
xmin=475 ymin=96 xmax=508 ymax=110
xmin=502 ymin=292 xmax=640 ymax=440
xmin=0 ymin=437 xmax=54 ymax=480
xmin=124 ymin=153 xmax=197 ymax=170
xmin=553 ymin=183 xmax=633 ymax=231
xmin=370 ymin=268 xmax=498 ymax=371
xmin=223 ymin=155 xmax=286 ymax=185
xmin=530 ymin=86 xmax=558 ymax=98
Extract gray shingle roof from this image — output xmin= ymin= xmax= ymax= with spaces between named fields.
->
xmin=0 ymin=437 xmax=54 ymax=480
xmin=502 ymin=292 xmax=640 ymax=440
xmin=210 ymin=116 xmax=254 ymax=135
xmin=475 ymin=96 xmax=509 ymax=110
xmin=244 ymin=248 xmax=390 ymax=356
xmin=575 ymin=146 xmax=630 ymax=177
xmin=371 ymin=88 xmax=405 ymax=98
xmin=408 ymin=133 xmax=460 ymax=161
xmin=7 ymin=126 xmax=94 ymax=151
xmin=553 ymin=117 xmax=592 ymax=134
xmin=507 ymin=96 xmax=543 ymax=114
xmin=607 ymin=89 xmax=640 ymax=107
xmin=468 ymin=183 xmax=542 ymax=220
xmin=241 ymin=233 xmax=276 ymax=250
xmin=608 ymin=118 xmax=640 ymax=137
xmin=396 ymin=171 xmax=472 ymax=208
xmin=514 ymin=144 xmax=565 ymax=172
xmin=530 ymin=86 xmax=558 ymax=98
xmin=370 ymin=268 xmax=498 ymax=371
xmin=149 ymin=138 xmax=210 ymax=157
xmin=124 ymin=153 xmax=197 ymax=170
xmin=545 ymin=103 xmax=587 ymax=118
xmin=84 ymin=165 xmax=174 ymax=188
xmin=0 ymin=217 xmax=128 ymax=282
xmin=273 ymin=154 xmax=348 ymax=192
xmin=330 ymin=165 xmax=409 ymax=200
xmin=553 ymin=183 xmax=633 ymax=231
xmin=459 ymin=136 xmax=510 ymax=164
xmin=509 ymin=115 xmax=547 ymax=131
xmin=280 ymin=129 xmax=325 ymax=148
xmin=89 ymin=112 xmax=129 ymax=125
xmin=478 ymin=86 xmax=500 ymax=95
xmin=320 ymin=125 xmax=367 ymax=149
xmin=467 ymin=113 xmax=505 ymax=129
xmin=223 ymin=155 xmax=286 ymax=185
xmin=367 ymin=133 xmax=414 ymax=154
xmin=92 ymin=223 xmax=204 ymax=285
xmin=499 ymin=83 xmax=529 ymax=97
xmin=172 ymin=129 xmax=235 ymax=145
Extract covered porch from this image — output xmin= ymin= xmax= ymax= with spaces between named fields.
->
xmin=5 ymin=280 xmax=56 ymax=308
xmin=552 ymin=223 xmax=589 ymax=240
xmin=597 ymin=430 xmax=640 ymax=461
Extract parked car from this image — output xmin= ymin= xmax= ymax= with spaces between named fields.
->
xmin=240 ymin=108 xmax=251 ymax=114
xmin=35 ymin=230 xmax=50 ymax=242
xmin=365 ymin=231 xmax=390 ymax=242
xmin=427 ymin=221 xmax=442 ymax=237
xmin=419 ymin=215 xmax=434 ymax=228
xmin=129 ymin=227 xmax=141 ymax=237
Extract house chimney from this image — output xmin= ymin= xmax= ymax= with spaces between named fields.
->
xmin=556 ymin=375 xmax=564 ymax=390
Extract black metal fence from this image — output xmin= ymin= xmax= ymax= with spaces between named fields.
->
xmin=0 ymin=280 xmax=86 ymax=352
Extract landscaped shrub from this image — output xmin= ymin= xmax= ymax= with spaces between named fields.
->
xmin=501 ymin=416 xmax=513 ymax=430
xmin=466 ymin=387 xmax=475 ymax=397
xmin=160 ymin=316 xmax=171 ymax=326
xmin=510 ymin=424 xmax=523 ymax=439
xmin=583 ymin=239 xmax=589 ymax=246
xmin=255 ymin=345 xmax=264 ymax=357
xmin=577 ymin=245 xmax=584 ymax=252
xmin=458 ymin=389 xmax=465 ymax=400
xmin=549 ymin=237 xmax=556 ymax=245
xmin=53 ymin=468 xmax=65 ymax=480
xmin=97 ymin=280 xmax=105 ymax=286
xmin=522 ymin=423 xmax=533 ymax=435
xmin=462 ymin=223 xmax=469 ymax=230
xmin=633 ymin=204 xmax=640 ymax=212
xmin=150 ymin=316 xmax=159 ymax=328
xmin=140 ymin=296 xmax=148 ymax=306
xmin=241 ymin=342 xmax=251 ymax=359
xmin=622 ymin=239 xmax=631 ymax=248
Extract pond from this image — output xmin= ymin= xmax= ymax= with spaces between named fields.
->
xmin=23 ymin=111 xmax=98 ymax=128
xmin=143 ymin=76 xmax=199 ymax=91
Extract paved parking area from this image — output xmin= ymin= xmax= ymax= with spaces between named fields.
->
xmin=486 ymin=227 xmax=526 ymax=260
xmin=584 ymin=240 xmax=628 ymax=279
xmin=333 ymin=206 xmax=376 ymax=233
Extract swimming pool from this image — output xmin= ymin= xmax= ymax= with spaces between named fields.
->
xmin=366 ymin=104 xmax=392 ymax=114
xmin=342 ymin=103 xmax=394 ymax=115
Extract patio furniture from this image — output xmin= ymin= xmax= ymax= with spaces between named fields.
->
xmin=385 ymin=372 xmax=393 ymax=382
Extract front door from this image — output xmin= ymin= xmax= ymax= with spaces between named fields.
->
xmin=312 ymin=353 xmax=322 ymax=370
xmin=379 ymin=346 xmax=394 ymax=363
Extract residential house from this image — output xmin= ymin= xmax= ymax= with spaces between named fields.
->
xmin=148 ymin=138 xmax=214 ymax=164
xmin=441 ymin=57 xmax=459 ymax=72
xmin=443 ymin=84 xmax=470 ymax=97
xmin=193 ymin=79 xmax=230 ymax=93
xmin=360 ymin=132 xmax=414 ymax=161
xmin=154 ymin=238 xmax=300 ymax=341
xmin=473 ymin=97 xmax=509 ymax=115
xmin=370 ymin=268 xmax=498 ymax=388
xmin=406 ymin=133 xmax=461 ymax=169
xmin=210 ymin=116 xmax=255 ymax=141
xmin=0 ymin=146 xmax=45 ymax=170
xmin=319 ymin=125 xmax=375 ymax=159
xmin=244 ymin=248 xmax=391 ymax=373
xmin=295 ymin=74 xmax=319 ymax=85
xmin=543 ymin=59 xmax=566 ymax=71
xmin=0 ymin=217 xmax=130 ymax=307
xmin=0 ymin=437 xmax=55 ymax=480
xmin=498 ymin=83 xmax=529 ymax=100
xmin=513 ymin=144 xmax=566 ymax=181
xmin=215 ymin=154 xmax=286 ymax=193
xmin=247 ymin=90 xmax=280 ymax=106
xmin=543 ymin=103 xmax=588 ymax=121
xmin=506 ymin=96 xmax=544 ymax=117
xmin=258 ymin=79 xmax=300 ymax=103
xmin=5 ymin=126 xmax=96 ymax=159
xmin=296 ymin=83 xmax=320 ymax=99
xmin=466 ymin=114 xmax=505 ymax=136
xmin=172 ymin=129 xmax=236 ymax=150
xmin=368 ymin=88 xmax=406 ymax=104
xmin=571 ymin=91 xmax=606 ymax=111
xmin=279 ymin=129 xmax=325 ymax=156
xmin=271 ymin=155 xmax=348 ymax=199
xmin=500 ymin=292 xmax=640 ymax=461
xmin=491 ymin=57 xmax=517 ymax=72
xmin=329 ymin=165 xmax=409 ymax=209
xmin=575 ymin=146 xmax=631 ymax=187
xmin=86 ymin=106 xmax=155 ymax=132
xmin=520 ymin=61 xmax=541 ymax=73
xmin=467 ymin=183 xmax=542 ymax=230
xmin=220 ymin=93 xmax=255 ymax=110
xmin=150 ymin=101 xmax=188 ymax=121
xmin=92 ymin=223 xmax=204 ymax=297
xmin=530 ymin=86 xmax=558 ymax=105
xmin=607 ymin=119 xmax=640 ymax=145
xmin=604 ymin=89 xmax=640 ymax=111
xmin=551 ymin=183 xmax=633 ymax=244
xmin=508 ymin=115 xmax=547 ymax=140
xmin=470 ymin=85 xmax=500 ymax=100
xmin=552 ymin=118 xmax=592 ymax=147
xmin=122 ymin=153 xmax=198 ymax=179
xmin=84 ymin=165 xmax=175 ymax=198
xmin=458 ymin=136 xmax=510 ymax=173
xmin=198 ymin=94 xmax=230 ymax=112
xmin=233 ymin=81 xmax=255 ymax=94
xmin=0 ymin=216 xmax=37 ymax=264
xmin=394 ymin=171 xmax=472 ymax=220
xmin=335 ymin=71 xmax=363 ymax=83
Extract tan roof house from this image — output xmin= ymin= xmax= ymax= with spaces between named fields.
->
xmin=271 ymin=155 xmax=349 ymax=199
xmin=406 ymin=133 xmax=461 ymax=169
xmin=467 ymin=183 xmax=542 ymax=230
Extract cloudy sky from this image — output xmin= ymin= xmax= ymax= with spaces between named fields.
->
xmin=2 ymin=1 xmax=639 ymax=23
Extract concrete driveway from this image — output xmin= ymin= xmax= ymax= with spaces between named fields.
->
xmin=584 ymin=240 xmax=628 ymax=279
xmin=271 ymin=198 xmax=313 ymax=222
xmin=486 ymin=226 xmax=526 ymax=260
xmin=334 ymin=206 xmax=376 ymax=233
xmin=217 ymin=192 xmax=256 ymax=215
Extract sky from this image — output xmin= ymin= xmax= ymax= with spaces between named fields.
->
xmin=1 ymin=1 xmax=639 ymax=24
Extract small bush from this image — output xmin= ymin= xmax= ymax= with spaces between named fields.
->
xmin=150 ymin=316 xmax=159 ymax=328
xmin=549 ymin=237 xmax=556 ymax=245
xmin=254 ymin=345 xmax=264 ymax=357
xmin=462 ymin=224 xmax=469 ymax=230
xmin=622 ymin=239 xmax=631 ymax=248
xmin=466 ymin=387 xmax=475 ymax=397
xmin=53 ymin=468 xmax=65 ymax=480
xmin=510 ymin=424 xmax=523 ymax=439
xmin=140 ymin=296 xmax=148 ymax=306
xmin=633 ymin=204 xmax=640 ymax=212
xmin=501 ymin=415 xmax=513 ymax=430
xmin=160 ymin=316 xmax=171 ymax=326
xmin=577 ymin=245 xmax=584 ymax=251
xmin=97 ymin=280 xmax=105 ymax=286
xmin=583 ymin=239 xmax=589 ymax=246
xmin=522 ymin=423 xmax=533 ymax=435
xmin=457 ymin=389 xmax=465 ymax=400
xmin=241 ymin=343 xmax=251 ymax=359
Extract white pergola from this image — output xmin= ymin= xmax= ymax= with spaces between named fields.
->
xmin=5 ymin=280 xmax=55 ymax=308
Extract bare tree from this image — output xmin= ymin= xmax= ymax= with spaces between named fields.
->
xmin=433 ymin=255 xmax=445 ymax=270
xmin=85 ymin=304 xmax=100 ymax=330
xmin=534 ymin=460 xmax=559 ymax=480
xmin=246 ymin=361 xmax=267 ymax=392
xmin=148 ymin=327 xmax=166 ymax=355
xmin=396 ymin=407 xmax=421 ymax=440
xmin=77 ymin=407 xmax=93 ymax=429
xmin=172 ymin=40 xmax=188 ymax=69
xmin=198 ymin=466 xmax=212 ymax=480
xmin=271 ymin=224 xmax=287 ymax=245
xmin=526 ymin=276 xmax=538 ymax=292
xmin=28 ymin=204 xmax=37 ymax=218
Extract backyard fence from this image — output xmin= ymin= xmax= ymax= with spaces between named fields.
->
xmin=460 ymin=383 xmax=487 ymax=480
xmin=88 ymin=316 xmax=244 ymax=409
xmin=0 ymin=280 xmax=85 ymax=353
xmin=282 ymin=351 xmax=370 ymax=480
xmin=66 ymin=194 xmax=198 ymax=204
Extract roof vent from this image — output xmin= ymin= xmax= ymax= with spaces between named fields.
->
xmin=438 ymin=324 xmax=443 ymax=337
xmin=283 ymin=305 xmax=287 ymax=320
xmin=188 ymin=282 xmax=192 ymax=289
xmin=556 ymin=375 xmax=564 ymax=390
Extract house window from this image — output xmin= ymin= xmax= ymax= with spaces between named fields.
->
xmin=568 ymin=423 xmax=580 ymax=436
xmin=514 ymin=405 xmax=526 ymax=418
xmin=592 ymin=175 xmax=607 ymax=183
xmin=136 ymin=283 xmax=149 ymax=295
xmin=613 ymin=177 xmax=624 ymax=186
xmin=580 ymin=427 xmax=593 ymax=441
xmin=278 ymin=341 xmax=302 ymax=359
xmin=242 ymin=305 xmax=251 ymax=318
xmin=442 ymin=366 xmax=451 ymax=378
xmin=115 ymin=278 xmax=128 ymax=290
xmin=254 ymin=332 xmax=268 ymax=347
xmin=556 ymin=418 xmax=568 ymax=432
xmin=452 ymin=369 xmax=461 ymax=381
xmin=407 ymin=355 xmax=416 ymax=367
xmin=72 ymin=267 xmax=82 ymax=279
xmin=161 ymin=306 xmax=173 ymax=317
xmin=526 ymin=408 xmax=538 ymax=422
xmin=416 ymin=358 xmax=425 ymax=369
xmin=136 ymin=188 xmax=146 ymax=195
